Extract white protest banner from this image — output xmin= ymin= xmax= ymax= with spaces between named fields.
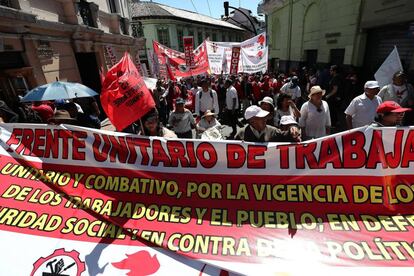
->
xmin=206 ymin=33 xmax=267 ymax=74
xmin=239 ymin=46 xmax=268 ymax=74
xmin=205 ymin=41 xmax=226 ymax=75
xmin=374 ymin=46 xmax=403 ymax=87
xmin=1 ymin=124 xmax=414 ymax=275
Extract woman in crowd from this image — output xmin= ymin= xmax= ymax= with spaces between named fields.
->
xmin=259 ymin=96 xmax=275 ymax=126
xmin=197 ymin=110 xmax=221 ymax=136
xmin=274 ymin=93 xmax=301 ymax=127
xmin=299 ymin=86 xmax=331 ymax=139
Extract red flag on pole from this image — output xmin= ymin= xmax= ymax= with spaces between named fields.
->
xmin=100 ymin=52 xmax=155 ymax=131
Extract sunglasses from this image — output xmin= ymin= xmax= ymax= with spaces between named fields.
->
xmin=317 ymin=108 xmax=322 ymax=113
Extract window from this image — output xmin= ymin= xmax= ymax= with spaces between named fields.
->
xmin=108 ymin=0 xmax=117 ymax=13
xmin=157 ymin=27 xmax=170 ymax=47
xmin=197 ymin=31 xmax=203 ymax=46
xmin=212 ymin=33 xmax=217 ymax=41
xmin=229 ymin=34 xmax=233 ymax=42
xmin=177 ymin=28 xmax=184 ymax=51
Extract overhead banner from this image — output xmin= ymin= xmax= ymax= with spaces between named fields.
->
xmin=239 ymin=46 xmax=268 ymax=74
xmin=206 ymin=32 xmax=267 ymax=74
xmin=1 ymin=124 xmax=414 ymax=275
xmin=153 ymin=40 xmax=209 ymax=79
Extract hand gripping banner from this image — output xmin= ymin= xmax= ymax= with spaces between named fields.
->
xmin=0 ymin=124 xmax=414 ymax=275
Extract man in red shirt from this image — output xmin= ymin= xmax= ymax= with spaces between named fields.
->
xmin=251 ymin=76 xmax=261 ymax=105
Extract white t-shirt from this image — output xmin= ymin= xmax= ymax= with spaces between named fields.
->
xmin=226 ymin=86 xmax=239 ymax=110
xmin=345 ymin=93 xmax=382 ymax=128
xmin=299 ymin=100 xmax=331 ymax=138
xmin=280 ymin=83 xmax=301 ymax=100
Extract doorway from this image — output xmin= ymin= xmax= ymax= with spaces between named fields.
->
xmin=74 ymin=52 xmax=101 ymax=93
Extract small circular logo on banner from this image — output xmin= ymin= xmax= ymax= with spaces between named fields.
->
xmin=31 ymin=248 xmax=85 ymax=276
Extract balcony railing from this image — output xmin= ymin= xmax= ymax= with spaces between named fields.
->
xmin=119 ymin=17 xmax=128 ymax=35
xmin=78 ymin=0 xmax=96 ymax=28
xmin=0 ymin=0 xmax=12 ymax=8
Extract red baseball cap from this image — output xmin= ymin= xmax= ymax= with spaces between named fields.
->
xmin=377 ymin=101 xmax=412 ymax=114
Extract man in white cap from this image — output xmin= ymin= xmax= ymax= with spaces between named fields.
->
xmin=344 ymin=80 xmax=382 ymax=130
xmin=235 ymin=105 xmax=301 ymax=142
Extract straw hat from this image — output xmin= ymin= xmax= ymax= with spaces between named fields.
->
xmin=202 ymin=110 xmax=216 ymax=118
xmin=308 ymin=86 xmax=326 ymax=98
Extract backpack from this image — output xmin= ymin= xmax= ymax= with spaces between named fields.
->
xmin=198 ymin=89 xmax=215 ymax=116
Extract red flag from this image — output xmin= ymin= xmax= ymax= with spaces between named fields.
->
xmin=100 ymin=52 xmax=155 ymax=131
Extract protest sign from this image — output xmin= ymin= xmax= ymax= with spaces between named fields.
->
xmin=375 ymin=46 xmax=403 ymax=87
xmin=1 ymin=125 xmax=414 ymax=275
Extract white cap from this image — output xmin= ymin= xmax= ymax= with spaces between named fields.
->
xmin=244 ymin=105 xmax=269 ymax=120
xmin=280 ymin=115 xmax=298 ymax=126
xmin=364 ymin=80 xmax=380 ymax=89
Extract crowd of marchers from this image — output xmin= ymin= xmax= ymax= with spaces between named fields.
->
xmin=133 ymin=66 xmax=413 ymax=142
xmin=0 ymin=65 xmax=412 ymax=143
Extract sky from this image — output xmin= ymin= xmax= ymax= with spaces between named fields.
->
xmin=142 ymin=0 xmax=263 ymax=19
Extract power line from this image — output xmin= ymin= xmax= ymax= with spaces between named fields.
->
xmin=189 ymin=0 xmax=198 ymax=13
xmin=206 ymin=0 xmax=212 ymax=16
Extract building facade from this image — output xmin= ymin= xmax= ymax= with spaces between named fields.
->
xmin=0 ymin=0 xmax=145 ymax=109
xmin=130 ymin=1 xmax=247 ymax=73
xmin=260 ymin=0 xmax=414 ymax=81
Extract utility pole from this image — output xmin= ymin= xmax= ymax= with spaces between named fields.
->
xmin=224 ymin=1 xmax=257 ymax=35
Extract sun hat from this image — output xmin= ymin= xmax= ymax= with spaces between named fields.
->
xmin=280 ymin=115 xmax=298 ymax=126
xmin=308 ymin=85 xmax=326 ymax=98
xmin=259 ymin=96 xmax=274 ymax=109
xmin=48 ymin=110 xmax=76 ymax=123
xmin=202 ymin=110 xmax=216 ymax=118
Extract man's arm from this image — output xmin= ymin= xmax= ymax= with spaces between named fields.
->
xmin=194 ymin=92 xmax=200 ymax=115
xmin=326 ymin=85 xmax=337 ymax=100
